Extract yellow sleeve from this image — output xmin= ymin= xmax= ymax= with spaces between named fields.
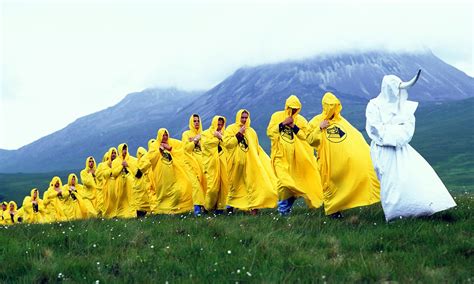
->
xmin=266 ymin=113 xmax=281 ymax=142
xmin=294 ymin=115 xmax=310 ymax=141
xmin=182 ymin=131 xmax=196 ymax=153
xmin=111 ymin=159 xmax=123 ymax=178
xmin=223 ymin=126 xmax=239 ymax=150
xmin=306 ymin=115 xmax=323 ymax=148
xmin=80 ymin=170 xmax=97 ymax=188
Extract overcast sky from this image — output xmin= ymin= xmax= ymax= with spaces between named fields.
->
xmin=1 ymin=0 xmax=472 ymax=150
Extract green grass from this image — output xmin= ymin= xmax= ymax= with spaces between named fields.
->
xmin=1 ymin=193 xmax=472 ymax=283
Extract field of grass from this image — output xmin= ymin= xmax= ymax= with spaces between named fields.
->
xmin=1 ymin=193 xmax=472 ymax=283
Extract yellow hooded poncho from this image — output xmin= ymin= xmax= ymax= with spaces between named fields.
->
xmin=224 ymin=110 xmax=278 ymax=210
xmin=43 ymin=176 xmax=69 ymax=222
xmin=0 ymin=201 xmax=8 ymax=225
xmin=3 ymin=201 xmax=19 ymax=225
xmin=95 ymin=151 xmax=111 ymax=216
xmin=147 ymin=128 xmax=193 ymax=214
xmin=202 ymin=116 xmax=230 ymax=211
xmin=21 ymin=188 xmax=45 ymax=224
xmin=147 ymin=139 xmax=159 ymax=214
xmin=132 ymin=147 xmax=153 ymax=213
xmin=63 ymin=173 xmax=96 ymax=220
xmin=181 ymin=114 xmax=207 ymax=206
xmin=111 ymin=143 xmax=137 ymax=218
xmin=307 ymin=92 xmax=380 ymax=214
xmin=266 ymin=95 xmax=323 ymax=208
xmin=79 ymin=157 xmax=99 ymax=218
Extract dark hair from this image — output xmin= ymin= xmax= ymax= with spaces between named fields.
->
xmin=193 ymin=114 xmax=200 ymax=119
xmin=242 ymin=110 xmax=249 ymax=115
xmin=218 ymin=117 xmax=225 ymax=123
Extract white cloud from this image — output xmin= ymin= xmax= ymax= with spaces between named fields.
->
xmin=1 ymin=0 xmax=473 ymax=149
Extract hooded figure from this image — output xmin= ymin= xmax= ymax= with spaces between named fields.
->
xmin=307 ymin=93 xmax=380 ymax=216
xmin=365 ymin=70 xmax=456 ymax=221
xmin=133 ymin=147 xmax=153 ymax=217
xmin=95 ymin=151 xmax=111 ymax=216
xmin=147 ymin=139 xmax=159 ymax=214
xmin=80 ymin=157 xmax=99 ymax=218
xmin=3 ymin=201 xmax=19 ymax=225
xmin=63 ymin=173 xmax=94 ymax=220
xmin=147 ymin=128 xmax=194 ymax=214
xmin=267 ymin=95 xmax=324 ymax=215
xmin=22 ymin=188 xmax=45 ymax=223
xmin=1 ymin=201 xmax=8 ymax=225
xmin=202 ymin=116 xmax=230 ymax=213
xmin=43 ymin=176 xmax=68 ymax=222
xmin=224 ymin=109 xmax=278 ymax=213
xmin=111 ymin=143 xmax=137 ymax=218
xmin=181 ymin=114 xmax=207 ymax=216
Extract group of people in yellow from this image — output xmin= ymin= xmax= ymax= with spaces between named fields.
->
xmin=1 ymin=93 xmax=381 ymax=225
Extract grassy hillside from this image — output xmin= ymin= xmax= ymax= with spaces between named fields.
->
xmin=0 ymin=194 xmax=472 ymax=282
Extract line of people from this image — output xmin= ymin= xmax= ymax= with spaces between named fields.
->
xmin=1 ymin=71 xmax=457 ymax=225
xmin=1 ymin=92 xmax=383 ymax=225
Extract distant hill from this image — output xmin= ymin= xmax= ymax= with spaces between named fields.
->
xmin=0 ymin=50 xmax=472 ymax=174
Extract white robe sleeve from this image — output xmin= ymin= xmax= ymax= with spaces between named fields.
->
xmin=365 ymin=101 xmax=416 ymax=147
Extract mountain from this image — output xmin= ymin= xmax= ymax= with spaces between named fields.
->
xmin=0 ymin=50 xmax=473 ymax=173
xmin=0 ymin=88 xmax=204 ymax=172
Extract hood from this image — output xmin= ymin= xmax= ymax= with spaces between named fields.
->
xmin=117 ymin=143 xmax=129 ymax=160
xmin=67 ymin=173 xmax=79 ymax=186
xmin=8 ymin=201 xmax=17 ymax=212
xmin=157 ymin=128 xmax=170 ymax=143
xmin=188 ymin=114 xmax=202 ymax=135
xmin=285 ymin=95 xmax=302 ymax=117
xmin=209 ymin=115 xmax=226 ymax=131
xmin=49 ymin=176 xmax=63 ymax=189
xmin=136 ymin=146 xmax=147 ymax=160
xmin=84 ymin=156 xmax=97 ymax=171
xmin=30 ymin=188 xmax=40 ymax=200
xmin=376 ymin=75 xmax=411 ymax=115
xmin=101 ymin=152 xmax=109 ymax=163
xmin=321 ymin=92 xmax=343 ymax=121
xmin=148 ymin=139 xmax=156 ymax=151
xmin=235 ymin=109 xmax=251 ymax=127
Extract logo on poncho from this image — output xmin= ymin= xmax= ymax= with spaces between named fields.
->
xmin=325 ymin=124 xmax=347 ymax=143
xmin=280 ymin=125 xmax=294 ymax=143
xmin=193 ymin=143 xmax=202 ymax=154
xmin=239 ymin=136 xmax=249 ymax=152
xmin=161 ymin=150 xmax=173 ymax=165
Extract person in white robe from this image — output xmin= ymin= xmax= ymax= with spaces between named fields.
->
xmin=365 ymin=70 xmax=456 ymax=221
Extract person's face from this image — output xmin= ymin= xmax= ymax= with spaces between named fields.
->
xmin=111 ymin=150 xmax=117 ymax=161
xmin=88 ymin=158 xmax=94 ymax=168
xmin=55 ymin=181 xmax=60 ymax=188
xmin=193 ymin=116 xmax=200 ymax=130
xmin=162 ymin=132 xmax=169 ymax=143
xmin=217 ymin=120 xmax=224 ymax=132
xmin=122 ymin=146 xmax=127 ymax=157
xmin=240 ymin=112 xmax=249 ymax=126
xmin=9 ymin=204 xmax=14 ymax=211
xmin=291 ymin=108 xmax=298 ymax=115
xmin=71 ymin=176 xmax=76 ymax=186
xmin=2 ymin=204 xmax=6 ymax=211
xmin=33 ymin=190 xmax=38 ymax=199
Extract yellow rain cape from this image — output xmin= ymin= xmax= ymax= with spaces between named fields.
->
xmin=0 ymin=201 xmax=8 ymax=225
xmin=95 ymin=152 xmax=110 ymax=216
xmin=133 ymin=147 xmax=152 ymax=213
xmin=43 ymin=176 xmax=68 ymax=222
xmin=266 ymin=95 xmax=323 ymax=208
xmin=307 ymin=92 xmax=380 ymax=214
xmin=224 ymin=109 xmax=278 ymax=210
xmin=111 ymin=143 xmax=137 ymax=218
xmin=147 ymin=139 xmax=158 ymax=214
xmin=3 ymin=201 xmax=18 ymax=225
xmin=79 ymin=157 xmax=99 ymax=218
xmin=202 ymin=116 xmax=230 ymax=211
xmin=103 ymin=147 xmax=120 ymax=218
xmin=181 ymin=114 xmax=207 ymax=206
xmin=21 ymin=189 xmax=45 ymax=224
xmin=147 ymin=128 xmax=193 ymax=214
xmin=62 ymin=173 xmax=89 ymax=220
